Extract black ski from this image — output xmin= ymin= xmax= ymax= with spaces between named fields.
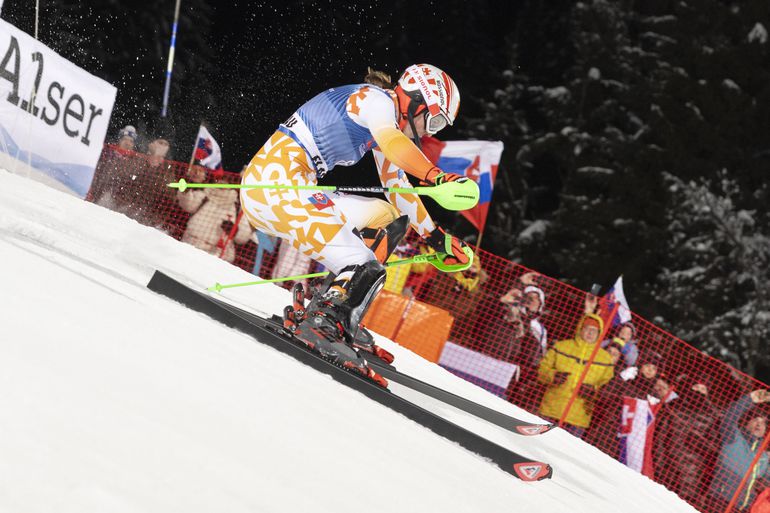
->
xmin=365 ymin=359 xmax=553 ymax=436
xmin=147 ymin=270 xmax=553 ymax=481
xmin=266 ymin=314 xmax=554 ymax=437
xmin=204 ymin=291 xmax=552 ymax=437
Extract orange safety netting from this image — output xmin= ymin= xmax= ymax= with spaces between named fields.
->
xmin=87 ymin=146 xmax=770 ymax=513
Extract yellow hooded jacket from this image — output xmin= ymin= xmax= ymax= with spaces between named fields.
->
xmin=537 ymin=313 xmax=615 ymax=428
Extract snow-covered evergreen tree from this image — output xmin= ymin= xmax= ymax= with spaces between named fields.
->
xmin=467 ymin=0 xmax=770 ymax=340
xmin=656 ymin=173 xmax=770 ymax=376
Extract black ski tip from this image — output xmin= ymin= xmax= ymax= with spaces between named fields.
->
xmin=515 ymin=424 xmax=555 ymax=436
xmin=513 ymin=461 xmax=553 ymax=481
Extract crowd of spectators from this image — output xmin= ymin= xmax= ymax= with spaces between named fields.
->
xmin=87 ymin=124 xmax=263 ymax=266
xmin=382 ymin=247 xmax=770 ymax=512
xmin=176 ymin=163 xmax=253 ymax=263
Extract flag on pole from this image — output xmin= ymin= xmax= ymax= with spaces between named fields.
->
xmin=618 ymin=396 xmax=660 ymax=477
xmin=433 ymin=140 xmax=504 ymax=232
xmin=194 ymin=125 xmax=223 ymax=170
xmin=600 ymin=276 xmax=632 ymax=328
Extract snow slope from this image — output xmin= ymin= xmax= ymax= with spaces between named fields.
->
xmin=0 ymin=170 xmax=697 ymax=513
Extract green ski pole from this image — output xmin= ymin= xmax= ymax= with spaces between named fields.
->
xmin=206 ymin=249 xmax=473 ymax=293
xmin=168 ymin=178 xmax=479 ymax=211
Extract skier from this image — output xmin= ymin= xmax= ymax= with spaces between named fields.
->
xmin=240 ymin=64 xmax=474 ymax=382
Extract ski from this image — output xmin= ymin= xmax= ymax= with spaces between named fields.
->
xmin=207 ymin=288 xmax=552 ymax=437
xmin=266 ymin=313 xmax=553 ymax=436
xmin=363 ymin=358 xmax=554 ymax=436
xmin=147 ymin=270 xmax=553 ymax=481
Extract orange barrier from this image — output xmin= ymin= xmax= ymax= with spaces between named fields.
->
xmin=363 ymin=290 xmax=452 ymax=363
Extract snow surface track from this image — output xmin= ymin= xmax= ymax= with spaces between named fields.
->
xmin=0 ymin=170 xmax=697 ymax=513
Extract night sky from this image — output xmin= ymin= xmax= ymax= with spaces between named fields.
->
xmin=0 ymin=1 xmax=516 ymax=167
xmin=201 ymin=1 xmax=517 ymax=169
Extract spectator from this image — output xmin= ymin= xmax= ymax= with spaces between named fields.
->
xmin=600 ymin=321 xmax=639 ymax=367
xmin=500 ymin=279 xmax=548 ymax=360
xmin=652 ymin=375 xmax=679 ymax=404
xmin=709 ymin=389 xmax=770 ymax=512
xmin=87 ymin=125 xmax=138 ymax=207
xmin=583 ymin=347 xmax=663 ymax=457
xmin=653 ymin=374 xmax=720 ymax=506
xmin=413 ymin=250 xmax=489 ymax=335
xmin=537 ymin=313 xmax=615 ymax=437
xmin=118 ymin=134 xmax=177 ymax=229
xmin=177 ymin=163 xmax=252 ymax=263
xmin=624 ymin=349 xmax=665 ymax=398
xmin=500 ymin=275 xmax=548 ymax=409
xmin=116 ymin=124 xmax=137 ymax=151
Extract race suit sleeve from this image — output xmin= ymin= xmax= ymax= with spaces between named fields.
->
xmin=348 ymin=88 xmax=439 ymax=181
xmin=371 ymin=148 xmax=436 ymax=237
xmin=347 ymin=87 xmax=438 ymax=237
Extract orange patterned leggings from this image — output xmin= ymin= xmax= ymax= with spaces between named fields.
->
xmin=241 ymin=131 xmax=398 ymax=274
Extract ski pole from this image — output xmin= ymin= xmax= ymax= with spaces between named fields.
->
xmin=208 ymin=271 xmax=329 ymax=292
xmin=168 ymin=178 xmax=479 ymax=211
xmin=206 ymin=250 xmax=472 ymax=292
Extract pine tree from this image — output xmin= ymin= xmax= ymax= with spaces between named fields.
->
xmin=656 ymin=173 xmax=770 ymax=376
xmin=466 ymin=0 xmax=770 ymax=332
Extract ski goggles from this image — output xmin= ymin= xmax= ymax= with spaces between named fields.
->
xmin=424 ymin=111 xmax=450 ymax=135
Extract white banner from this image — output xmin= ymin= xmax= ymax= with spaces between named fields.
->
xmin=0 ymin=20 xmax=117 ymax=197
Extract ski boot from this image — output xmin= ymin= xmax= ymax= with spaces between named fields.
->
xmin=350 ymin=326 xmax=395 ymax=364
xmin=342 ymin=214 xmax=407 ymax=365
xmin=292 ymin=260 xmax=389 ymax=387
xmin=287 ymin=280 xmax=391 ymax=363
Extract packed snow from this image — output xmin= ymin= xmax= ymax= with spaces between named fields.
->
xmin=0 ymin=170 xmax=698 ymax=512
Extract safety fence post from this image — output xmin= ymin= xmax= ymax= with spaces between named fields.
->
xmin=724 ymin=428 xmax=770 ymax=513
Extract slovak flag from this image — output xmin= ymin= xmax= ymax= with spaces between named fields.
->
xmin=619 ymin=396 xmax=660 ymax=477
xmin=433 ymin=140 xmax=504 ymax=232
xmin=599 ymin=276 xmax=633 ymax=328
xmin=194 ymin=125 xmax=223 ymax=170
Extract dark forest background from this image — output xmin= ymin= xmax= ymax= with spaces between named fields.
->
xmin=3 ymin=0 xmax=769 ymax=380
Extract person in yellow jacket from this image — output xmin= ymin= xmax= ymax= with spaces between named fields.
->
xmin=538 ymin=313 xmax=615 ymax=437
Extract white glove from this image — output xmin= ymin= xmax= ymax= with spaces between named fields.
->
xmin=647 ymin=394 xmax=660 ymax=405
xmin=620 ymin=366 xmax=638 ymax=381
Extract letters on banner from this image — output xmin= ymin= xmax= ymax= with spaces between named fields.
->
xmin=0 ymin=20 xmax=117 ymax=197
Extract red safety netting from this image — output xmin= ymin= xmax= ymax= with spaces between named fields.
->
xmin=86 ymin=145 xmax=323 ymax=283
xmin=87 ymin=146 xmax=770 ymax=513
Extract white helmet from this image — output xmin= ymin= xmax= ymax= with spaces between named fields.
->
xmin=395 ymin=64 xmax=460 ymax=136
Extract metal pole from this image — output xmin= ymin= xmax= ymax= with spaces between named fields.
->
xmin=34 ymin=0 xmax=40 ymax=39
xmin=161 ymin=0 xmax=182 ymax=118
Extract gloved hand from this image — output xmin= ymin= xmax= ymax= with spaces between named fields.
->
xmin=552 ymin=372 xmax=570 ymax=385
xmin=221 ymin=220 xmax=235 ymax=233
xmin=426 ymin=226 xmax=471 ymax=267
xmin=579 ymin=383 xmax=599 ymax=399
xmin=619 ymin=366 xmax=639 ymax=382
xmin=420 ymin=167 xmax=468 ymax=187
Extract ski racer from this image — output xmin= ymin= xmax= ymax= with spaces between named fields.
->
xmin=240 ymin=64 xmax=475 ymax=381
